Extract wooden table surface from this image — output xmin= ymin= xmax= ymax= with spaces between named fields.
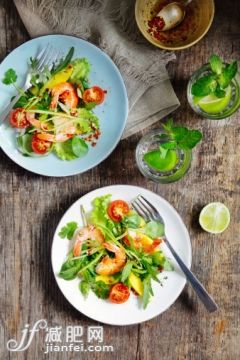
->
xmin=0 ymin=1 xmax=239 ymax=359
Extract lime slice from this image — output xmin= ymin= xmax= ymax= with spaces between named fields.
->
xmin=143 ymin=150 xmax=178 ymax=172
xmin=196 ymin=86 xmax=232 ymax=114
xmin=199 ymin=202 xmax=230 ymax=234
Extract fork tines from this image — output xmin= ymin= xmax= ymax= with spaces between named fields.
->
xmin=131 ymin=195 xmax=153 ymax=221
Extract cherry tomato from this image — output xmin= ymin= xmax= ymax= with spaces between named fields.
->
xmin=10 ymin=108 xmax=29 ymax=128
xmin=31 ymin=134 xmax=52 ymax=155
xmin=109 ymin=283 xmax=130 ymax=304
xmin=107 ymin=200 xmax=130 ymax=222
xmin=82 ymin=86 xmax=106 ymax=104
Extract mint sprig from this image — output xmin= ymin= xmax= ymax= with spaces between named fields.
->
xmin=191 ymin=54 xmax=238 ymax=98
xmin=157 ymin=118 xmax=202 ymax=159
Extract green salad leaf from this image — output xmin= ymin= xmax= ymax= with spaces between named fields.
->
xmin=91 ymin=281 xmax=111 ymax=299
xmin=143 ymin=220 xmax=165 ymax=238
xmin=151 ymin=251 xmax=166 ymax=267
xmin=70 ymin=58 xmax=91 ymax=84
xmin=52 ymin=47 xmax=75 ymax=75
xmin=90 ymin=195 xmax=122 ymax=236
xmin=54 ymin=139 xmax=77 ymax=161
xmin=71 ymin=137 xmax=89 ymax=157
xmin=121 ymin=262 xmax=133 ymax=283
xmin=2 ymin=68 xmax=17 ymax=85
xmin=163 ymin=258 xmax=174 ymax=271
xmin=14 ymin=95 xmax=29 ymax=108
xmin=17 ymin=134 xmax=51 ymax=157
xmin=121 ymin=214 xmax=142 ymax=229
xmin=59 ymin=253 xmax=82 ymax=280
xmin=79 ymin=280 xmax=90 ymax=297
xmin=58 ymin=221 xmax=78 ymax=240
xmin=54 ymin=137 xmax=88 ymax=161
xmin=76 ymin=108 xmax=99 ymax=129
xmin=142 ymin=276 xmax=153 ymax=309
xmin=90 ymin=195 xmax=112 ymax=227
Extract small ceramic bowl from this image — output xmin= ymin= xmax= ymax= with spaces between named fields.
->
xmin=135 ymin=0 xmax=215 ymax=50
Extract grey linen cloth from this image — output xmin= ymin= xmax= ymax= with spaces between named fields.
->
xmin=13 ymin=0 xmax=180 ymax=138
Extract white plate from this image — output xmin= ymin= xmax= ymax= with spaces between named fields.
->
xmin=51 ymin=185 xmax=192 ymax=325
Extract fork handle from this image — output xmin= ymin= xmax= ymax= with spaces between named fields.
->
xmin=164 ymin=237 xmax=218 ymax=313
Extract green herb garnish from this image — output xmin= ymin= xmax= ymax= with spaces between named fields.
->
xmin=191 ymin=54 xmax=238 ymax=98
xmin=2 ymin=68 xmax=17 ymax=85
xmin=58 ymin=221 xmax=78 ymax=240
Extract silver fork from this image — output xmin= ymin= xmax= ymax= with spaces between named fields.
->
xmin=131 ymin=195 xmax=218 ymax=313
xmin=1 ymin=44 xmax=61 ymax=122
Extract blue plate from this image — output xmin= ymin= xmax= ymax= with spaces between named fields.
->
xmin=0 ymin=35 xmax=128 ymax=176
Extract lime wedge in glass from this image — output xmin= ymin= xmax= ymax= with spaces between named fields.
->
xmin=196 ymin=86 xmax=232 ymax=114
xmin=199 ymin=202 xmax=230 ymax=234
xmin=143 ymin=150 xmax=178 ymax=172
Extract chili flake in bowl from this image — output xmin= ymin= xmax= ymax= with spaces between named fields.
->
xmin=135 ymin=0 xmax=215 ymax=50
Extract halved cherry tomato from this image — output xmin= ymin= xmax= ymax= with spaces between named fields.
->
xmin=107 ymin=200 xmax=130 ymax=222
xmin=82 ymin=86 xmax=106 ymax=105
xmin=109 ymin=283 xmax=130 ymax=304
xmin=10 ymin=108 xmax=29 ymax=128
xmin=31 ymin=134 xmax=52 ymax=155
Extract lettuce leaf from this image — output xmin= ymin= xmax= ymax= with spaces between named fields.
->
xmin=70 ymin=58 xmax=91 ymax=84
xmin=54 ymin=137 xmax=88 ymax=161
xmin=17 ymin=134 xmax=49 ymax=157
xmin=90 ymin=195 xmax=122 ymax=236
xmin=54 ymin=139 xmax=77 ymax=161
xmin=75 ymin=108 xmax=99 ymax=131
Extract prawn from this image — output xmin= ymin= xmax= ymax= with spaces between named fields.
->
xmin=73 ymin=225 xmax=104 ymax=257
xmin=26 ymin=112 xmax=48 ymax=131
xmin=36 ymin=132 xmax=73 ymax=143
xmin=50 ymin=82 xmax=78 ymax=110
xmin=95 ymin=242 xmax=126 ymax=275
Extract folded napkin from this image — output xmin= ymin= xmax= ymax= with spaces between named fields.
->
xmin=13 ymin=0 xmax=180 ymax=138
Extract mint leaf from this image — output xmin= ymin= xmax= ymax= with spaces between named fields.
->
xmin=177 ymin=129 xmax=202 ymax=150
xmin=58 ymin=222 xmax=78 ymax=240
xmin=162 ymin=118 xmax=174 ymax=132
xmin=209 ymin=54 xmax=223 ymax=75
xmin=161 ymin=141 xmax=177 ymax=150
xmin=218 ymin=61 xmax=238 ymax=89
xmin=191 ymin=75 xmax=217 ymax=97
xmin=2 ymin=68 xmax=17 ymax=85
xmin=214 ymin=84 xmax=226 ymax=98
xmin=171 ymin=126 xmax=188 ymax=142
